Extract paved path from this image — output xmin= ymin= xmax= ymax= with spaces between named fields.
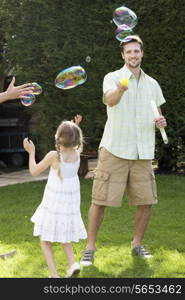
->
xmin=0 ymin=159 xmax=97 ymax=187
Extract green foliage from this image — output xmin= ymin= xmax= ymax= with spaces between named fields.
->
xmin=133 ymin=0 xmax=185 ymax=172
xmin=0 ymin=0 xmax=184 ymax=171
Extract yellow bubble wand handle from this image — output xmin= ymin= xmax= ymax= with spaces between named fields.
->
xmin=151 ymin=100 xmax=168 ymax=144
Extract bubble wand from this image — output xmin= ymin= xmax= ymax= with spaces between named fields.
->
xmin=151 ymin=100 xmax=168 ymax=144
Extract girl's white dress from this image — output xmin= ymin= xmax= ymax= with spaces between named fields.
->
xmin=31 ymin=152 xmax=87 ymax=243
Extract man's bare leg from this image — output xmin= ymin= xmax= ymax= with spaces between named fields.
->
xmin=131 ymin=205 xmax=152 ymax=247
xmin=86 ymin=203 xmax=106 ymax=250
xmin=80 ymin=204 xmax=105 ymax=266
xmin=131 ymin=205 xmax=153 ymax=258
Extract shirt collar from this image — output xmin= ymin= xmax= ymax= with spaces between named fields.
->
xmin=120 ymin=64 xmax=146 ymax=79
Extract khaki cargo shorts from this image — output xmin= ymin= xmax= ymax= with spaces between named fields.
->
xmin=92 ymin=148 xmax=157 ymax=207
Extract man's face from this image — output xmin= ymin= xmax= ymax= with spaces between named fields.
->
xmin=121 ymin=42 xmax=143 ymax=69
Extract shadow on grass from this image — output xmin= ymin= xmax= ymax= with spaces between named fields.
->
xmin=79 ymin=264 xmax=112 ymax=278
xmin=119 ymin=255 xmax=154 ymax=278
xmin=77 ymin=258 xmax=154 ymax=278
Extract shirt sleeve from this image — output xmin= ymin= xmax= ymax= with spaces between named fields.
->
xmin=102 ymin=72 xmax=118 ymax=104
xmin=103 ymin=72 xmax=117 ymax=94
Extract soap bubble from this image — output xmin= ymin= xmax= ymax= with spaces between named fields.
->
xmin=55 ymin=65 xmax=87 ymax=89
xmin=31 ymin=82 xmax=42 ymax=95
xmin=21 ymin=93 xmax=36 ymax=106
xmin=85 ymin=56 xmax=91 ymax=63
xmin=115 ymin=24 xmax=133 ymax=41
xmin=113 ymin=6 xmax=137 ymax=29
xmin=120 ymin=35 xmax=135 ymax=43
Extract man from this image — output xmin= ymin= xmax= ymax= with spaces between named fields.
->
xmin=81 ymin=35 xmax=167 ymax=266
xmin=0 ymin=76 xmax=32 ymax=103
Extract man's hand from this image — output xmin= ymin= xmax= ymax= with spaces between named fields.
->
xmin=117 ymin=81 xmax=128 ymax=93
xmin=155 ymin=116 xmax=167 ymax=129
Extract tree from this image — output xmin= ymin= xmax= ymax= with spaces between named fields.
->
xmin=1 ymin=0 xmax=184 ymax=172
xmin=0 ymin=0 xmax=15 ymax=91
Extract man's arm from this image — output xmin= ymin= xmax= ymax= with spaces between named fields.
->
xmin=104 ymin=83 xmax=128 ymax=107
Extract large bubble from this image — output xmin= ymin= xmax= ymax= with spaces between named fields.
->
xmin=115 ymin=24 xmax=133 ymax=42
xmin=113 ymin=6 xmax=137 ymax=29
xmin=21 ymin=93 xmax=36 ymax=106
xmin=31 ymin=82 xmax=42 ymax=95
xmin=55 ymin=66 xmax=87 ymax=90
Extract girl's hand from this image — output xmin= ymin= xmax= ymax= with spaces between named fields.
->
xmin=23 ymin=138 xmax=35 ymax=153
xmin=73 ymin=114 xmax=82 ymax=125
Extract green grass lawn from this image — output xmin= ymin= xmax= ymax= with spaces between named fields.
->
xmin=0 ymin=175 xmax=185 ymax=278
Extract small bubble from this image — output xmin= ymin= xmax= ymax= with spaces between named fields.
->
xmin=85 ymin=56 xmax=91 ymax=63
xmin=21 ymin=94 xmax=36 ymax=106
xmin=31 ymin=82 xmax=42 ymax=95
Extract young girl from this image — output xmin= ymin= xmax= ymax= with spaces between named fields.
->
xmin=23 ymin=115 xmax=87 ymax=278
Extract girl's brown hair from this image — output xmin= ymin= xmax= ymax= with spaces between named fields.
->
xmin=55 ymin=121 xmax=83 ymax=180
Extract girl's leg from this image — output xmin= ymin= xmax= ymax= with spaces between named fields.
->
xmin=61 ymin=243 xmax=75 ymax=267
xmin=40 ymin=240 xmax=60 ymax=278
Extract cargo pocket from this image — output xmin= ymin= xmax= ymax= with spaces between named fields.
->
xmin=92 ymin=171 xmax=109 ymax=202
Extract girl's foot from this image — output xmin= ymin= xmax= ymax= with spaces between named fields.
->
xmin=66 ymin=262 xmax=80 ymax=278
